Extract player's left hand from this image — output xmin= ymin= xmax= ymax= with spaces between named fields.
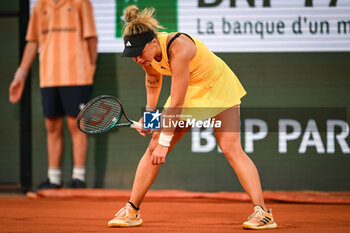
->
xmin=151 ymin=144 xmax=169 ymax=165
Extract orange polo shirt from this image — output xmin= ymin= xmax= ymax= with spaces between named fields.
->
xmin=26 ymin=0 xmax=97 ymax=87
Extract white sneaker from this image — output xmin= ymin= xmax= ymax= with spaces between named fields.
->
xmin=108 ymin=203 xmax=143 ymax=227
xmin=242 ymin=205 xmax=277 ymax=230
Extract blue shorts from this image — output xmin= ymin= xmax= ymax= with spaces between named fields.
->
xmin=41 ymin=85 xmax=92 ymax=118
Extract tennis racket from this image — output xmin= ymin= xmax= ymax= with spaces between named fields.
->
xmin=77 ymin=95 xmax=142 ymax=134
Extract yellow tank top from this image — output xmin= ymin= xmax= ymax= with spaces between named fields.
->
xmin=150 ymin=33 xmax=225 ymax=86
xmin=150 ymin=32 xmax=246 ymax=120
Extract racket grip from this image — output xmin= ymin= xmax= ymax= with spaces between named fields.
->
xmin=131 ymin=121 xmax=143 ymax=130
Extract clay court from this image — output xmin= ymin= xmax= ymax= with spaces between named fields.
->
xmin=1 ymin=190 xmax=350 ymax=233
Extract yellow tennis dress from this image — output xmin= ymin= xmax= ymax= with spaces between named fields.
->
xmin=150 ymin=33 xmax=246 ymax=120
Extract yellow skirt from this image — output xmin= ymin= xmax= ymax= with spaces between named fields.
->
xmin=164 ymin=63 xmax=246 ymax=121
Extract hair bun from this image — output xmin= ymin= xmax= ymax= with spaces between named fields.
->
xmin=122 ymin=5 xmax=163 ymax=37
xmin=124 ymin=5 xmax=139 ymax=23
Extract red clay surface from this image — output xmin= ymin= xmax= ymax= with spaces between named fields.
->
xmin=34 ymin=189 xmax=350 ymax=204
xmin=1 ymin=196 xmax=350 ymax=233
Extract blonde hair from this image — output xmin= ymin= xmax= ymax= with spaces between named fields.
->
xmin=123 ymin=5 xmax=164 ymax=37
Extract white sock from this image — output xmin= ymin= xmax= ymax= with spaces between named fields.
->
xmin=48 ymin=168 xmax=62 ymax=185
xmin=72 ymin=167 xmax=85 ymax=181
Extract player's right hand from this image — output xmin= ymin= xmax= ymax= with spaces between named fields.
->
xmin=137 ymin=117 xmax=145 ymax=137
xmin=135 ymin=117 xmax=152 ymax=137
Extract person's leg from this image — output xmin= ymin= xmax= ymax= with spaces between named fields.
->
xmin=45 ymin=116 xmax=64 ymax=186
xmin=108 ymin=127 xmax=191 ymax=227
xmin=38 ymin=87 xmax=65 ymax=189
xmin=60 ymin=85 xmax=91 ymax=187
xmin=66 ymin=116 xmax=87 ymax=187
xmin=67 ymin=116 xmax=87 ymax=168
xmin=129 ymin=127 xmax=191 ymax=208
xmin=214 ymin=106 xmax=277 ymax=229
xmin=213 ymin=106 xmax=266 ymax=210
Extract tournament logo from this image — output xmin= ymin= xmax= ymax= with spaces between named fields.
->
xmin=143 ymin=110 xmax=161 ymax=129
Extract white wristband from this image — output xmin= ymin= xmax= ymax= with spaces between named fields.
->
xmin=158 ymin=132 xmax=173 ymax=147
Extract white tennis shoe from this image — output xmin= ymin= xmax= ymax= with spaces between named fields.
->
xmin=108 ymin=203 xmax=143 ymax=227
xmin=242 ymin=205 xmax=277 ymax=230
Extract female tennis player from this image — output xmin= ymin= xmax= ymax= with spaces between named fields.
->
xmin=108 ymin=5 xmax=277 ymax=230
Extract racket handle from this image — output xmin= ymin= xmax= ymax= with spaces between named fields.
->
xmin=131 ymin=121 xmax=143 ymax=130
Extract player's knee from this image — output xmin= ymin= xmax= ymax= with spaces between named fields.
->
xmin=220 ymin=141 xmax=243 ymax=162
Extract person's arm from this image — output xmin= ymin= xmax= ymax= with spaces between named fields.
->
xmin=19 ymin=41 xmax=38 ymax=71
xmin=9 ymin=41 xmax=38 ymax=103
xmin=86 ymin=36 xmax=98 ymax=79
xmin=132 ymin=64 xmax=162 ymax=137
xmin=168 ymin=51 xmax=191 ymax=109
xmin=80 ymin=0 xmax=98 ymax=76
xmin=151 ymin=35 xmax=196 ymax=165
xmin=164 ymin=36 xmax=196 ymax=132
xmin=86 ymin=36 xmax=98 ymax=65
xmin=143 ymin=64 xmax=162 ymax=109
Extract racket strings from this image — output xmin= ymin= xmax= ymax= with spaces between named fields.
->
xmin=79 ymin=98 xmax=122 ymax=133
